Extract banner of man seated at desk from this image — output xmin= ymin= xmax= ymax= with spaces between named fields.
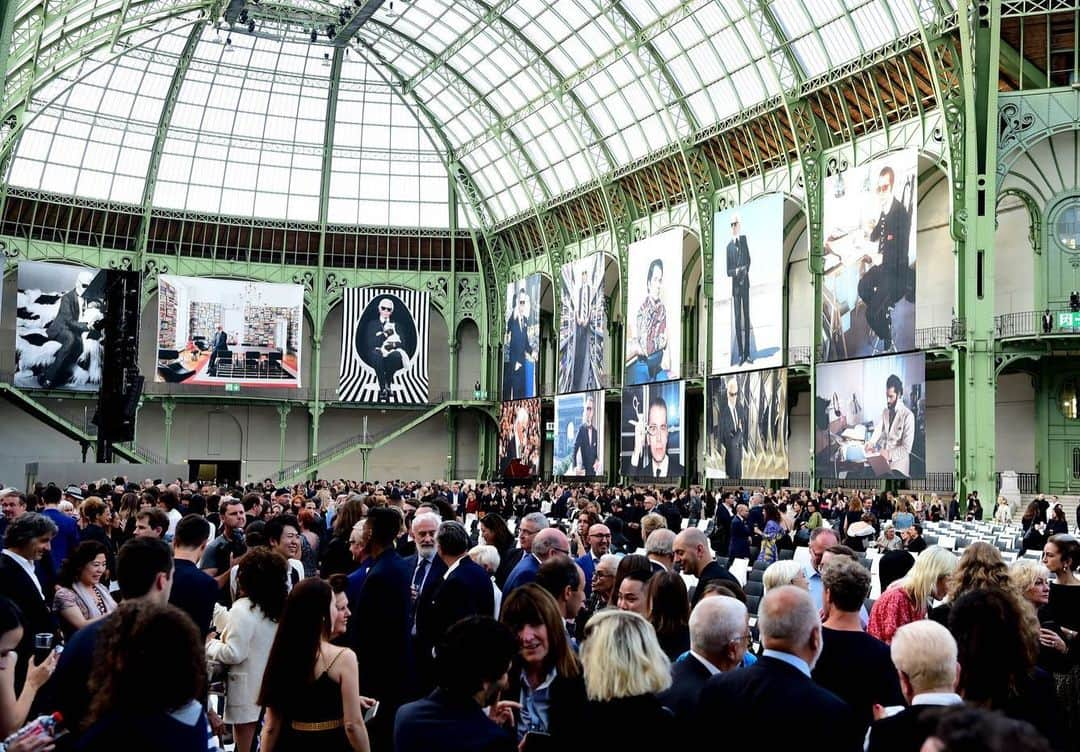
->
xmin=705 ymin=368 xmax=788 ymax=480
xmin=156 ymin=275 xmax=304 ymax=388
xmin=713 ymin=195 xmax=785 ymax=373
xmin=620 ymin=380 xmax=685 ymax=480
xmin=814 ymin=352 xmax=926 ymax=480
xmin=554 ymin=390 xmax=606 ymax=479
xmin=498 ymin=398 xmax=541 ymax=478
xmin=338 ymin=287 xmax=430 ymax=404
xmin=821 ymin=150 xmax=917 ymax=362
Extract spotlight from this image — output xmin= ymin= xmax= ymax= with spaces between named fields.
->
xmin=310 ymin=28 xmax=318 ymax=42
xmin=326 ymin=24 xmax=335 ymax=38
xmin=226 ymin=35 xmax=232 ymax=45
xmin=239 ymin=9 xmax=247 ymax=22
xmin=248 ymin=19 xmax=255 ymax=32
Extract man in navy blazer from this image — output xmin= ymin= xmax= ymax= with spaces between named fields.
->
xmin=394 ymin=616 xmax=518 ymax=752
xmin=659 ymin=596 xmax=749 ymax=727
xmin=728 ymin=503 xmax=753 ymax=559
xmin=349 ymin=508 xmax=414 ymax=746
xmin=698 ymin=586 xmax=862 ymax=752
xmin=575 ymin=522 xmax=610 ymax=597
xmin=502 ymin=526 xmax=568 ymax=595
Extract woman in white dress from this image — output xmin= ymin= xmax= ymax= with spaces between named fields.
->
xmin=206 ymin=548 xmax=288 ymax=752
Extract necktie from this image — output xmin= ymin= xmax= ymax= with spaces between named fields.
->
xmin=412 ymin=557 xmax=429 ymax=592
xmin=656 ymin=468 xmax=661 ymax=478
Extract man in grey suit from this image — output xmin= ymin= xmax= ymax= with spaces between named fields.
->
xmin=727 ymin=214 xmax=753 ymax=365
xmin=207 ymin=324 xmax=229 ymax=376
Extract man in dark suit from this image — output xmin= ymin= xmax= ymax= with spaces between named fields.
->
xmin=207 ymin=324 xmax=229 ymax=377
xmin=571 ymin=266 xmax=596 ymax=390
xmin=349 ymin=507 xmax=414 ymax=745
xmin=726 ymin=213 xmax=753 ymax=365
xmin=572 ymin=395 xmax=601 ymax=476
xmin=728 ymin=503 xmax=753 ymax=559
xmin=0 ymin=513 xmax=57 ymax=693
xmin=858 ymin=165 xmax=913 ymax=350
xmin=659 ymin=596 xmax=749 ymax=726
xmin=394 ymin=616 xmax=518 ymax=752
xmin=403 ymin=511 xmax=446 ymax=634
xmin=365 ymin=296 xmax=408 ymax=402
xmin=41 ymin=271 xmax=99 ymax=388
xmin=575 ymin=522 xmax=610 ymax=596
xmin=717 ymin=376 xmax=748 ymax=479
xmin=416 ymin=521 xmax=495 ymax=669
xmin=710 ymin=492 xmax=734 ymax=557
xmin=699 ymin=586 xmax=863 ymax=752
xmin=866 ymin=620 xmax=962 ymax=752
xmin=502 ymin=527 xmax=568 ymax=596
xmin=501 ymin=406 xmax=533 ymax=476
xmin=673 ymin=528 xmax=739 ymax=609
xmin=444 ymin=483 xmax=464 ymax=513
xmin=505 ymin=287 xmax=535 ymax=399
xmin=167 ymin=514 xmax=219 ymax=638
xmin=633 ymin=396 xmax=684 ymax=479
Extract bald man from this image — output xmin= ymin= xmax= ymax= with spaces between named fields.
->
xmin=502 ymin=524 xmax=568 ymax=595
xmin=699 ymin=586 xmax=861 ymax=751
xmin=673 ymin=527 xmax=739 ymax=607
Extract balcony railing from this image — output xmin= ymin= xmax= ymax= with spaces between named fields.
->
xmin=904 ymin=473 xmax=956 ymax=492
xmin=995 ymin=309 xmax=1080 ymax=339
xmin=996 ymin=472 xmax=1040 ymax=495
xmin=786 ymin=346 xmax=811 ymax=366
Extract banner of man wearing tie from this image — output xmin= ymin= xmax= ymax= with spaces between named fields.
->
xmin=620 ymin=380 xmax=685 ymax=480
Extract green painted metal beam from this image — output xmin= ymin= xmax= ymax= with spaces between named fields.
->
xmin=999 ymin=38 xmax=1047 ymax=90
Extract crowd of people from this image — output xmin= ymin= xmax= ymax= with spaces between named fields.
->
xmin=0 ymin=477 xmax=1077 ymax=752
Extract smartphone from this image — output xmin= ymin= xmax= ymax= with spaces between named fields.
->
xmin=521 ymin=731 xmax=554 ymax=752
xmin=363 ymin=701 xmax=379 ymax=723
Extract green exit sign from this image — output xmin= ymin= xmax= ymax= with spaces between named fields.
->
xmin=225 ymin=383 xmax=240 ymax=393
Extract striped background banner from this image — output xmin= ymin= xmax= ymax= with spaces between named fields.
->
xmin=338 ymin=287 xmax=430 ymax=404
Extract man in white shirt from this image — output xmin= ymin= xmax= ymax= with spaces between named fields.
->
xmin=658 ymin=596 xmax=748 ymax=722
xmin=0 ymin=512 xmax=58 ymax=691
xmin=866 ymin=620 xmax=962 ymax=752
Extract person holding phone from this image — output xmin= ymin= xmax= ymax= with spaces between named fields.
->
xmin=499 ymin=585 xmax=586 ymax=749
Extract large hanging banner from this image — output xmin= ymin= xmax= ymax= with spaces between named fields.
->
xmin=814 ymin=352 xmax=926 ymax=479
xmin=499 ymin=398 xmax=541 ymax=477
xmin=713 ymin=194 xmax=784 ymax=372
xmin=502 ymin=274 xmax=541 ymax=400
xmin=155 ymin=275 xmax=303 ymax=387
xmin=620 ymin=379 xmax=685 ymax=480
xmin=705 ymin=368 xmax=789 ymax=480
xmin=16 ymin=261 xmax=108 ymax=392
xmin=557 ymin=254 xmax=606 ymax=393
xmin=338 ymin=287 xmax=430 ymax=404
xmin=822 ymin=149 xmax=917 ymax=361
xmin=553 ymin=390 xmax=606 ymax=478
xmin=624 ymin=228 xmax=683 ymax=385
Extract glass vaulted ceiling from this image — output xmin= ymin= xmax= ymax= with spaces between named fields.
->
xmin=4 ymin=0 xmax=948 ymax=229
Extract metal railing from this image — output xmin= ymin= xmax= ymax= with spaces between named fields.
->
xmin=915 ymin=327 xmax=954 ymax=350
xmin=786 ymin=346 xmax=811 ymax=366
xmin=904 ymin=473 xmax=956 ymax=492
xmin=788 ymin=472 xmax=810 ymax=488
xmin=994 ymin=309 xmax=1080 ymax=339
xmin=680 ymin=361 xmax=708 ymax=379
xmin=996 ymin=472 xmax=1040 ymax=495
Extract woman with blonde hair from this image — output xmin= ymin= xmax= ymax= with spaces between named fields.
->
xmin=995 ymin=495 xmax=1013 ymax=524
xmin=579 ymin=610 xmax=676 ymax=749
xmin=762 ymin=560 xmax=809 ymax=593
xmin=868 ymin=546 xmax=957 ymax=644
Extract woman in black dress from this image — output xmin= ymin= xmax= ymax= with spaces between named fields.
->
xmin=1043 ymin=534 xmax=1080 ymax=750
xmin=258 ymin=576 xmax=372 ymax=751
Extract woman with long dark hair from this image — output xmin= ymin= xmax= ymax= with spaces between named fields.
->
xmin=206 ymin=549 xmax=288 ymax=752
xmin=320 ymin=499 xmax=366 ymax=577
xmin=52 ymin=540 xmax=117 ymax=638
xmin=78 ymin=497 xmax=116 ymax=583
xmin=646 ymin=571 xmax=690 ymax=662
xmin=258 ymin=577 xmax=370 ymax=751
xmin=480 ymin=513 xmax=517 ymax=587
xmin=499 ymin=584 xmax=585 ymax=745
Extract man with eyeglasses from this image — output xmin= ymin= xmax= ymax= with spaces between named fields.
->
xmin=368 ymin=296 xmax=408 ymax=402
xmin=726 ymin=213 xmax=753 ymax=366
xmin=658 ymin=596 xmax=750 ymax=726
xmin=502 ymin=524 xmax=568 ymax=595
xmin=505 ymin=286 xmax=536 ymax=399
xmin=575 ymin=523 xmax=611 ymax=596
xmin=572 ymin=394 xmax=601 ymax=476
xmin=632 ymin=395 xmax=683 ymax=479
xmin=857 ymin=164 xmax=912 ymax=352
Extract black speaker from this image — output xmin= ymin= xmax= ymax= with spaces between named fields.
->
xmin=95 ymin=270 xmax=142 ymax=450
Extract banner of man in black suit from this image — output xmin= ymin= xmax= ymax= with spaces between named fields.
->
xmin=705 ymin=368 xmax=789 ymax=480
xmin=554 ymin=389 xmax=605 ymax=478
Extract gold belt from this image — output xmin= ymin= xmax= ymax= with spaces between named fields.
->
xmin=290 ymin=719 xmax=343 ymax=732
